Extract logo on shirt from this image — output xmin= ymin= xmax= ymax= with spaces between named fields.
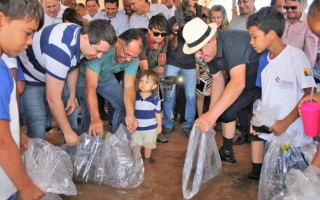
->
xmin=275 ymin=76 xmax=280 ymax=83
xmin=303 ymin=68 xmax=313 ymax=77
xmin=275 ymin=76 xmax=294 ymax=90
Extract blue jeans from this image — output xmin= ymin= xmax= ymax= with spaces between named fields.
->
xmin=22 ymin=84 xmax=78 ymax=139
xmin=77 ymin=73 xmax=126 ymax=133
xmin=162 ymin=64 xmax=197 ymax=129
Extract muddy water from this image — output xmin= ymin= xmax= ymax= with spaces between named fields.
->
xmin=44 ymin=121 xmax=258 ymax=200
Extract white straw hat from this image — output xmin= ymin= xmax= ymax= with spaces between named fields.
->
xmin=182 ymin=17 xmax=217 ymax=54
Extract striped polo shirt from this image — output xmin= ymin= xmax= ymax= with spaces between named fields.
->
xmin=19 ymin=23 xmax=82 ymax=86
xmin=135 ymin=91 xmax=161 ymax=131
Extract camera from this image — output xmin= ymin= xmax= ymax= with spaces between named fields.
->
xmin=174 ymin=0 xmax=203 ymax=31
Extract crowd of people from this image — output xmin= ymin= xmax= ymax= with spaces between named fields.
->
xmin=0 ymin=0 xmax=320 ymax=199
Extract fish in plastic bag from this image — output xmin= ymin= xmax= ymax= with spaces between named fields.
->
xmin=23 ymin=138 xmax=76 ymax=196
xmin=182 ymin=125 xmax=221 ymax=199
xmin=258 ymin=133 xmax=307 ymax=200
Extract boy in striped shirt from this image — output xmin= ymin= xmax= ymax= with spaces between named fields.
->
xmin=133 ymin=70 xmax=162 ymax=163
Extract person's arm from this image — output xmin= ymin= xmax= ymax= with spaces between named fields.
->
xmin=139 ymin=59 xmax=148 ymax=71
xmin=0 ymin=120 xmax=45 ymax=199
xmin=270 ymin=88 xmax=312 ymax=136
xmin=311 ymin=146 xmax=320 ymax=167
xmin=66 ymin=68 xmax=78 ymax=116
xmin=46 ymin=74 xmax=78 ymax=146
xmin=157 ymin=53 xmax=166 ymax=75
xmin=85 ymin=66 xmax=103 ymax=137
xmin=196 ymin=65 xmax=246 ymax=132
xmin=124 ymin=74 xmax=138 ymax=132
xmin=155 ymin=112 xmax=162 ymax=134
xmin=168 ymin=23 xmax=179 ymax=51
xmin=304 ymin=29 xmax=318 ymax=67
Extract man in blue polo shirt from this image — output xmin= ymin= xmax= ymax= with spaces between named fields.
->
xmin=19 ymin=19 xmax=117 ymax=146
xmin=93 ymin=0 xmax=129 ymax=35
xmin=77 ymin=29 xmax=144 ymax=136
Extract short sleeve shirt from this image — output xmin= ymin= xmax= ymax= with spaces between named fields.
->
xmin=208 ymin=30 xmax=261 ymax=90
xmin=81 ymin=45 xmax=139 ymax=82
xmin=130 ymin=4 xmax=169 ymax=29
xmin=0 ymin=58 xmax=19 ymax=199
xmin=93 ymin=11 xmax=129 ymax=36
xmin=139 ymin=33 xmax=169 ymax=69
xmin=166 ymin=16 xmax=196 ymax=69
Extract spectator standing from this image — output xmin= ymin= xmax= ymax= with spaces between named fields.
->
xmin=77 ymin=3 xmax=88 ymax=16
xmin=94 ymin=0 xmax=129 ymax=36
xmin=84 ymin=0 xmax=100 ymax=21
xmin=229 ymin=0 xmax=255 ymax=30
xmin=62 ymin=0 xmax=77 ymax=9
xmin=129 ymin=0 xmax=169 ymax=29
xmin=161 ymin=0 xmax=176 ymax=18
xmin=119 ymin=0 xmax=134 ymax=20
xmin=282 ymin=0 xmax=318 ymax=67
xmin=270 ymin=0 xmax=286 ymax=14
xmin=41 ymin=0 xmax=68 ymax=27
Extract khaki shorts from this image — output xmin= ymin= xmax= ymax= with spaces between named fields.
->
xmin=133 ymin=128 xmax=158 ymax=149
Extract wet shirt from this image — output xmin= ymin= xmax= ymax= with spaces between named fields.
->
xmin=207 ymin=30 xmax=261 ymax=90
xmin=81 ymin=45 xmax=139 ymax=82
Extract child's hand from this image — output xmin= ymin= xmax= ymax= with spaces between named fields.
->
xmin=19 ymin=181 xmax=45 ymax=200
xmin=250 ymin=123 xmax=261 ymax=136
xmin=19 ymin=132 xmax=30 ymax=154
xmin=157 ymin=125 xmax=162 ymax=134
xmin=269 ymin=119 xmax=288 ymax=136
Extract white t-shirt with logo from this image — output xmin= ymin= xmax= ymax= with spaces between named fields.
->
xmin=256 ymin=45 xmax=316 ymax=146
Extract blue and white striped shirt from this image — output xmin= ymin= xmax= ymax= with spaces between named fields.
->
xmin=135 ymin=91 xmax=161 ymax=131
xmin=19 ymin=23 xmax=82 ymax=85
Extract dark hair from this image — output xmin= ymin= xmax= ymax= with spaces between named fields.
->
xmin=105 ymin=0 xmax=119 ymax=7
xmin=148 ymin=14 xmax=168 ymax=32
xmin=247 ymin=6 xmax=285 ymax=38
xmin=0 ymin=0 xmax=44 ymax=31
xmin=270 ymin=0 xmax=277 ymax=6
xmin=86 ymin=0 xmax=100 ymax=6
xmin=81 ymin=19 xmax=117 ymax=45
xmin=63 ymin=8 xmax=86 ymax=26
xmin=77 ymin=3 xmax=86 ymax=8
xmin=119 ymin=29 xmax=145 ymax=50
xmin=308 ymin=0 xmax=320 ymax=19
xmin=140 ymin=70 xmax=159 ymax=85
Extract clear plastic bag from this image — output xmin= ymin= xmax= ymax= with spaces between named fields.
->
xmin=182 ymin=125 xmax=222 ymax=199
xmin=272 ymin=165 xmax=320 ymax=200
xmin=63 ymin=124 xmax=144 ymax=188
xmin=251 ymin=99 xmax=280 ymax=128
xmin=300 ymin=141 xmax=319 ymax=165
xmin=23 ymin=138 xmax=76 ymax=195
xmin=258 ymin=133 xmax=308 ymax=200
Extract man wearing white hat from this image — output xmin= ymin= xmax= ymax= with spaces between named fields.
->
xmin=182 ymin=17 xmax=262 ymax=165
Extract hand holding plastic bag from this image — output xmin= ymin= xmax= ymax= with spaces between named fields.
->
xmin=182 ymin=125 xmax=221 ymax=199
xmin=251 ymin=100 xmax=280 ymax=133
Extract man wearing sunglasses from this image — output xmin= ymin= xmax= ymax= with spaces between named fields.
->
xmin=139 ymin=14 xmax=168 ymax=73
xmin=77 ymin=29 xmax=144 ymax=136
xmin=282 ymin=0 xmax=318 ymax=67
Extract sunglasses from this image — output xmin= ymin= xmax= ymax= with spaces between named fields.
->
xmin=284 ymin=6 xmax=297 ymax=10
xmin=152 ymin=31 xmax=167 ymax=37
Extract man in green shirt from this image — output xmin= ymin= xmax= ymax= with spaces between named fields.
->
xmin=77 ymin=29 xmax=144 ymax=136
